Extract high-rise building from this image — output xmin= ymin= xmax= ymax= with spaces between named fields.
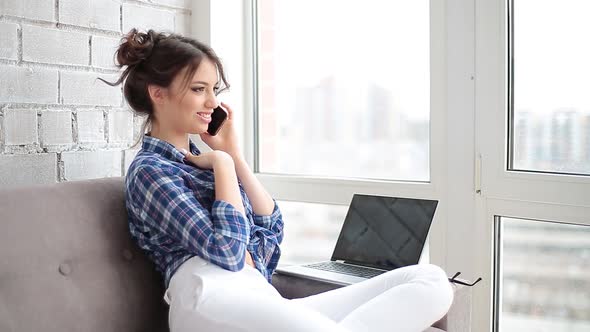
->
xmin=513 ymin=110 xmax=532 ymax=168
xmin=366 ymin=82 xmax=392 ymax=141
xmin=550 ymin=109 xmax=577 ymax=167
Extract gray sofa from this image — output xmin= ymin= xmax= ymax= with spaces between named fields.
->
xmin=0 ymin=177 xmax=470 ymax=331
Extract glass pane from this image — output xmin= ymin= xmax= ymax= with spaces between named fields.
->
xmin=499 ymin=217 xmax=590 ymax=331
xmin=277 ymin=200 xmax=348 ymax=265
xmin=257 ymin=0 xmax=430 ymax=181
xmin=511 ymin=0 xmax=590 ymax=175
xmin=277 ymin=200 xmax=431 ymax=266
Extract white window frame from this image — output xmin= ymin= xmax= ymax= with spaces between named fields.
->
xmin=472 ymin=0 xmax=590 ymax=331
xmin=238 ymin=0 xmax=450 ymax=269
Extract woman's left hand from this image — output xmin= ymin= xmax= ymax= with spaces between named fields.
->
xmin=200 ymin=101 xmax=243 ymax=160
xmin=245 ymin=250 xmax=256 ymax=268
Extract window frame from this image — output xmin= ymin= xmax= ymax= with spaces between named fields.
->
xmin=474 ymin=0 xmax=590 ymax=331
xmin=242 ymin=0 xmax=449 ymax=268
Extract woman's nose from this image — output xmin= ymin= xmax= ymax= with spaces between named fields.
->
xmin=205 ymin=94 xmax=217 ymax=109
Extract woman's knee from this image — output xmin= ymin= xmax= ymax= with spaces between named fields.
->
xmin=378 ymin=263 xmax=454 ymax=314
xmin=415 ymin=264 xmax=454 ymax=314
xmin=419 ymin=264 xmax=448 ymax=279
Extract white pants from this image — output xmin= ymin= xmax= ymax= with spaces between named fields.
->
xmin=164 ymin=256 xmax=453 ymax=332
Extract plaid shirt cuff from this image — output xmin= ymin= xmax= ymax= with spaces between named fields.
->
xmin=212 ymin=199 xmax=251 ymax=243
xmin=252 ymin=199 xmax=282 ymax=230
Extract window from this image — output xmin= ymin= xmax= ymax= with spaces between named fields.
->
xmin=510 ymin=0 xmax=590 ymax=176
xmin=256 ymin=0 xmax=431 ymax=181
xmin=278 ymin=200 xmax=347 ymax=264
xmin=497 ymin=217 xmax=590 ymax=331
xmin=249 ymin=0 xmax=440 ymax=271
xmin=474 ymin=0 xmax=590 ymax=330
xmin=278 ymin=199 xmax=432 ymax=266
xmin=501 ymin=5 xmax=590 ymax=328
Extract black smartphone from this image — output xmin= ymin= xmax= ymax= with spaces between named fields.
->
xmin=207 ymin=105 xmax=228 ymax=136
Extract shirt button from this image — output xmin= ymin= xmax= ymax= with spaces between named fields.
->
xmin=58 ymin=262 xmax=72 ymax=276
xmin=123 ymin=249 xmax=134 ymax=261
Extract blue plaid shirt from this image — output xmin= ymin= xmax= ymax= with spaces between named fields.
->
xmin=125 ymin=134 xmax=284 ymax=288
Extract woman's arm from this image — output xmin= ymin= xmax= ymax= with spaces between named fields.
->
xmin=182 ymin=149 xmax=256 ymax=268
xmin=232 ymin=156 xmax=274 ymax=216
xmin=212 ymin=154 xmax=246 ymax=216
xmin=226 ymin=157 xmax=271 ymax=269
xmin=196 ymin=102 xmax=281 ymax=271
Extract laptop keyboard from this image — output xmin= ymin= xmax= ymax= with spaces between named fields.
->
xmin=303 ymin=261 xmax=386 ymax=279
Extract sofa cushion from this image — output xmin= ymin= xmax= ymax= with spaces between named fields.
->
xmin=0 ymin=177 xmax=168 ymax=332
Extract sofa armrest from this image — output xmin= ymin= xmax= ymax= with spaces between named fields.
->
xmin=271 ymin=273 xmax=472 ymax=332
xmin=430 ymin=283 xmax=472 ymax=331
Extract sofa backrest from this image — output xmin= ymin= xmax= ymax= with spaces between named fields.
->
xmin=0 ymin=177 xmax=168 ymax=332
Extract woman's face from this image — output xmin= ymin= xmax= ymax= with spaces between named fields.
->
xmin=160 ymin=58 xmax=220 ymax=135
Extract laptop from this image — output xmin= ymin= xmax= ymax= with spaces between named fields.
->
xmin=275 ymin=194 xmax=438 ymax=286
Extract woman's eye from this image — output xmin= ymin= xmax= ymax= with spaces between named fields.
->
xmin=191 ymin=87 xmax=205 ymax=93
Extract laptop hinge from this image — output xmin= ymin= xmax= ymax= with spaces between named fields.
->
xmin=335 ymin=260 xmax=345 ymax=263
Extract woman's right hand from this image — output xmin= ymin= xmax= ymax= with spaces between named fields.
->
xmin=181 ymin=149 xmax=233 ymax=170
xmin=182 ymin=148 xmax=247 ymax=219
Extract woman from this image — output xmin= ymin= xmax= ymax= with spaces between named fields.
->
xmin=105 ymin=29 xmax=453 ymax=332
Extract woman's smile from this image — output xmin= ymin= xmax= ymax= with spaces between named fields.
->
xmin=196 ymin=112 xmax=212 ymax=123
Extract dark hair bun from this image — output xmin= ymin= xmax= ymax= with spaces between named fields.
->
xmin=116 ymin=29 xmax=160 ymax=67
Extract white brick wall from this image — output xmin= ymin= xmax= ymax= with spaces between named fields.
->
xmin=59 ymin=0 xmax=121 ymax=32
xmin=144 ymin=0 xmax=192 ymax=9
xmin=41 ymin=110 xmax=73 ymax=145
xmin=0 ymin=66 xmax=58 ymax=103
xmin=60 ymin=71 xmax=122 ymax=106
xmin=22 ymin=25 xmax=89 ymax=66
xmin=4 ymin=109 xmax=37 ymax=145
xmin=108 ymin=110 xmax=134 ymax=142
xmin=61 ymin=150 xmax=122 ymax=181
xmin=91 ymin=35 xmax=120 ymax=69
xmin=0 ymin=153 xmax=57 ymax=187
xmin=76 ymin=110 xmax=106 ymax=143
xmin=0 ymin=22 xmax=18 ymax=60
xmin=0 ymin=0 xmax=55 ymax=21
xmin=123 ymin=4 xmax=175 ymax=33
xmin=175 ymin=12 xmax=192 ymax=36
xmin=0 ymin=1 xmax=192 ymax=186
xmin=133 ymin=113 xmax=148 ymax=139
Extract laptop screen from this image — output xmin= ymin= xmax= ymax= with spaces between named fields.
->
xmin=331 ymin=194 xmax=438 ymax=270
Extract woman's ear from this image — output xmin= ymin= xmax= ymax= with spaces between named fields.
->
xmin=147 ymin=84 xmax=167 ymax=105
